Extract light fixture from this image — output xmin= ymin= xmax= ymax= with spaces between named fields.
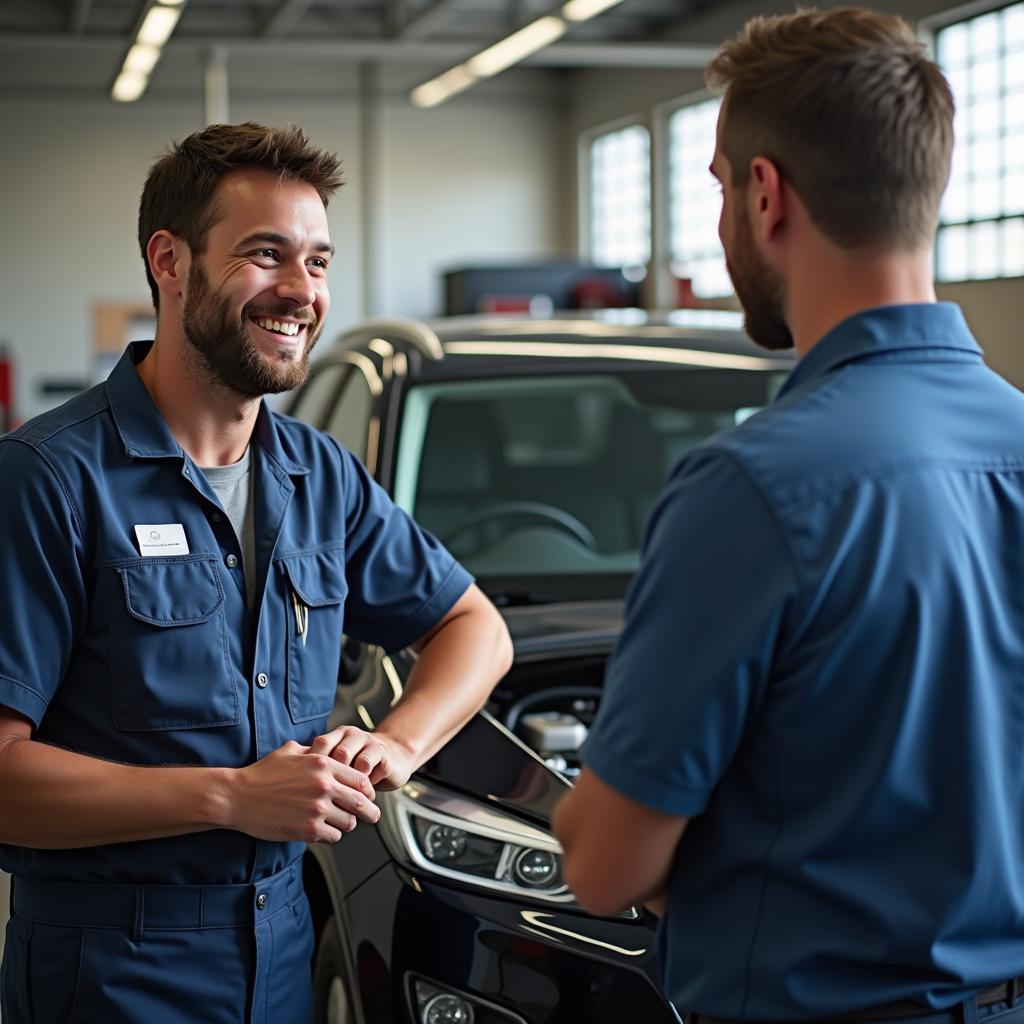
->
xmin=112 ymin=70 xmax=148 ymax=103
xmin=410 ymin=64 xmax=477 ymax=109
xmin=411 ymin=0 xmax=626 ymax=109
xmin=466 ymin=16 xmax=566 ymax=78
xmin=111 ymin=2 xmax=188 ymax=104
xmin=562 ymin=0 xmax=625 ymax=22
xmin=137 ymin=5 xmax=182 ymax=48
xmin=123 ymin=43 xmax=161 ymax=75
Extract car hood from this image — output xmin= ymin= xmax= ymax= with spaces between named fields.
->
xmin=418 ymin=599 xmax=624 ymax=825
xmin=499 ymin=599 xmax=624 ymax=661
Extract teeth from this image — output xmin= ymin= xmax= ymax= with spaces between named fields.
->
xmin=256 ymin=318 xmax=301 ymax=337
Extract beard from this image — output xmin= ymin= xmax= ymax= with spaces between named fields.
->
xmin=726 ymin=203 xmax=794 ymax=352
xmin=181 ymin=261 xmax=323 ymax=398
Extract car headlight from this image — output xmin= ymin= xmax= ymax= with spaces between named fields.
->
xmin=378 ymin=779 xmax=576 ymax=905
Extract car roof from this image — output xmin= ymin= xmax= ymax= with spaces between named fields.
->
xmin=317 ymin=311 xmax=795 ymax=379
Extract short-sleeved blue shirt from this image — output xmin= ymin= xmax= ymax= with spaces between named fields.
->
xmin=0 ymin=341 xmax=472 ymax=885
xmin=583 ymin=304 xmax=1024 ymax=1017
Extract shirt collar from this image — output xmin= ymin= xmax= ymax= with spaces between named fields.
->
xmin=778 ymin=303 xmax=982 ymax=399
xmin=105 ymin=340 xmax=308 ymax=476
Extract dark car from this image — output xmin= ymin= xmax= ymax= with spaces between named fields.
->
xmin=286 ymin=311 xmax=794 ymax=1024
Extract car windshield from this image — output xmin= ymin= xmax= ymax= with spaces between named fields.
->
xmin=393 ymin=365 xmax=787 ymax=602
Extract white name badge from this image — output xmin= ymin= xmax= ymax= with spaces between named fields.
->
xmin=134 ymin=523 xmax=190 ymax=557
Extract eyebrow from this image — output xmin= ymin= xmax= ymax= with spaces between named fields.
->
xmin=237 ymin=231 xmax=335 ymax=257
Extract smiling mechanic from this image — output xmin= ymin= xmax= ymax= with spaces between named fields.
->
xmin=554 ymin=8 xmax=1024 ymax=1024
xmin=0 ymin=122 xmax=512 ymax=1023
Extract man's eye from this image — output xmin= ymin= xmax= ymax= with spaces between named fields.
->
xmin=254 ymin=248 xmax=279 ymax=261
xmin=309 ymin=257 xmax=329 ymax=270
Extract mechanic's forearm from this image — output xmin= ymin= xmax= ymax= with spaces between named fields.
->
xmin=0 ymin=735 xmax=232 ymax=848
xmin=375 ymin=604 xmax=512 ymax=768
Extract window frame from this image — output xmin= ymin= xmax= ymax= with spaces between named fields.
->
xmin=578 ymin=115 xmax=653 ymax=271
xmin=921 ymin=0 xmax=1024 ymax=282
xmin=659 ymin=89 xmax=731 ymax=300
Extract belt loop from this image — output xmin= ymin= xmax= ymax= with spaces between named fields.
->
xmin=199 ymin=887 xmax=205 ymax=929
xmin=961 ymin=994 xmax=979 ymax=1024
xmin=131 ymin=885 xmax=144 ymax=943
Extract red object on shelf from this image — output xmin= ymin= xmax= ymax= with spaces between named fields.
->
xmin=675 ymin=276 xmax=697 ymax=308
xmin=478 ymin=295 xmax=535 ymax=313
xmin=0 ymin=345 xmax=12 ymax=433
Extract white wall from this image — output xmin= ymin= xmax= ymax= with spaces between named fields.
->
xmin=0 ymin=67 xmax=566 ymax=422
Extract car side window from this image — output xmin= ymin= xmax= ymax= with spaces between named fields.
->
xmin=290 ymin=363 xmax=349 ymax=429
xmin=324 ymin=366 xmax=374 ymax=463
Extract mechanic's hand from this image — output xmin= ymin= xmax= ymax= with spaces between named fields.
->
xmin=311 ymin=726 xmax=415 ymax=793
xmin=228 ymin=740 xmax=380 ymax=843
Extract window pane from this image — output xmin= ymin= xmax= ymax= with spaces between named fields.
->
xmin=1002 ymin=216 xmax=1024 ymax=275
xmin=937 ymin=2 xmax=1024 ymax=280
xmin=938 ymin=224 xmax=969 ymax=280
xmin=970 ymin=12 xmax=1000 ymax=59
xmin=938 ymin=23 xmax=969 ymax=67
xmin=668 ymin=97 xmax=730 ymax=299
xmin=1004 ymin=169 xmax=1024 ymax=214
xmin=971 ymin=220 xmax=1001 ymax=278
xmin=589 ymin=123 xmax=651 ymax=269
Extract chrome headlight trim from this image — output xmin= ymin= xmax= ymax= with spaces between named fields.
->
xmin=379 ymin=778 xmax=576 ymax=905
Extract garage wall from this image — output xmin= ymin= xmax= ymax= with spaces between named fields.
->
xmin=0 ymin=66 xmax=567 ymax=423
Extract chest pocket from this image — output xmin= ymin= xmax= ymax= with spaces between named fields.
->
xmin=111 ymin=556 xmax=238 ymax=731
xmin=279 ymin=547 xmax=348 ymax=724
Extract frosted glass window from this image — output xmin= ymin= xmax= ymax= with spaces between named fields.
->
xmin=937 ymin=1 xmax=1024 ymax=280
xmin=588 ymin=124 xmax=651 ymax=268
xmin=668 ymin=97 xmax=730 ymax=298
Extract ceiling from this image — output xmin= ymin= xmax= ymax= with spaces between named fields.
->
xmin=0 ymin=0 xmax=725 ymax=74
xmin=0 ymin=0 xmax=961 ymax=100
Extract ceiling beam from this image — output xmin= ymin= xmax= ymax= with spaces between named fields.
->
xmin=261 ymin=0 xmax=315 ymax=38
xmin=69 ymin=0 xmax=94 ymax=34
xmin=396 ymin=0 xmax=462 ymax=39
xmin=0 ymin=34 xmax=717 ymax=67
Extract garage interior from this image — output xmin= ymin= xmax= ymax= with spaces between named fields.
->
xmin=1 ymin=0 xmax=1021 ymax=1014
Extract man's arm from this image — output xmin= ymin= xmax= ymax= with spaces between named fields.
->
xmin=552 ymin=768 xmax=688 ymax=918
xmin=0 ymin=707 xmax=380 ymax=849
xmin=314 ymin=583 xmax=512 ymax=790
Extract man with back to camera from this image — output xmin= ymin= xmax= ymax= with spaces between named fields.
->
xmin=0 ymin=122 xmax=513 ymax=1023
xmin=554 ymin=7 xmax=1024 ymax=1023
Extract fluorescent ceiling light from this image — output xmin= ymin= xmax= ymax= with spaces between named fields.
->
xmin=411 ymin=64 xmax=478 ymax=108
xmin=562 ymin=0 xmax=625 ymax=22
xmin=112 ymin=70 xmax=148 ymax=103
xmin=137 ymin=5 xmax=182 ymax=48
xmin=124 ymin=43 xmax=161 ymax=75
xmin=467 ymin=16 xmax=566 ymax=79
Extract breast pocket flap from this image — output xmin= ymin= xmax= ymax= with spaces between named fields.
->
xmin=280 ymin=548 xmax=348 ymax=608
xmin=118 ymin=557 xmax=226 ymax=626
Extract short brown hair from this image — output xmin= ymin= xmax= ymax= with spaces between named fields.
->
xmin=706 ymin=6 xmax=954 ymax=251
xmin=138 ymin=122 xmax=344 ymax=309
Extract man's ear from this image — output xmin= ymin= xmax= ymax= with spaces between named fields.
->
xmin=748 ymin=156 xmax=786 ymax=244
xmin=146 ymin=230 xmax=190 ymax=303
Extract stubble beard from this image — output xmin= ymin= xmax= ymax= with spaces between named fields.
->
xmin=181 ymin=260 xmax=323 ymax=399
xmin=727 ymin=203 xmax=794 ymax=353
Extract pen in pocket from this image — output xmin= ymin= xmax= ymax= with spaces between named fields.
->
xmin=291 ymin=589 xmax=308 ymax=645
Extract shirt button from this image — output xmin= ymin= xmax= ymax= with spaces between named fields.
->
xmin=225 ymin=554 xmax=238 ymax=568
xmin=211 ymin=511 xmax=223 ymax=523
xmin=183 ymin=466 xmax=191 ymax=477
xmin=256 ymin=673 xmax=268 ymax=688
xmin=256 ymin=893 xmax=267 ymax=910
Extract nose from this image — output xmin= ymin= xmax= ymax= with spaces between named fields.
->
xmin=276 ymin=262 xmax=317 ymax=309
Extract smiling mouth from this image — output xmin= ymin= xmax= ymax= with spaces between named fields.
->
xmin=250 ymin=316 xmax=308 ymax=339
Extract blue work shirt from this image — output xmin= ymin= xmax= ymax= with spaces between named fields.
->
xmin=583 ymin=304 xmax=1024 ymax=1017
xmin=0 ymin=341 xmax=472 ymax=885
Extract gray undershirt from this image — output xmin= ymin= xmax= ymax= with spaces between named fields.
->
xmin=200 ymin=446 xmax=257 ymax=610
